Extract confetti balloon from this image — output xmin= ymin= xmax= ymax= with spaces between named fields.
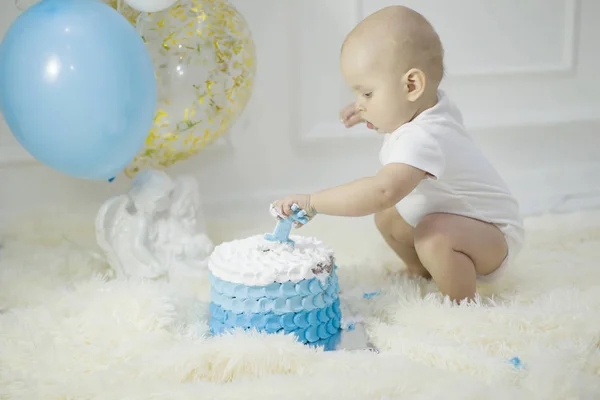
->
xmin=125 ymin=0 xmax=178 ymax=13
xmin=124 ymin=0 xmax=256 ymax=177
xmin=103 ymin=0 xmax=142 ymax=25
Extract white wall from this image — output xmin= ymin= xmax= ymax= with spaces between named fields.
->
xmin=1 ymin=0 xmax=600 ymax=219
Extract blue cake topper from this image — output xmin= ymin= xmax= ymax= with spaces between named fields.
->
xmin=265 ymin=204 xmax=309 ymax=246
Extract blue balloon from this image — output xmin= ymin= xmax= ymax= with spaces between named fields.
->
xmin=0 ymin=0 xmax=156 ymax=180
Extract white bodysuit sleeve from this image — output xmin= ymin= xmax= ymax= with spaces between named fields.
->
xmin=380 ymin=127 xmax=445 ymax=179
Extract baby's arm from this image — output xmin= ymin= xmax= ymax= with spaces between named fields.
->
xmin=272 ymin=163 xmax=426 ymax=221
xmin=310 ymin=163 xmax=426 ymax=216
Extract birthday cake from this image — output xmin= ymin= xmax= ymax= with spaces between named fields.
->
xmin=208 ymin=218 xmax=343 ymax=350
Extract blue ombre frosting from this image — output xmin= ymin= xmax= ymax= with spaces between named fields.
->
xmin=209 ymin=270 xmax=339 ymax=314
xmin=210 ymin=266 xmax=342 ymax=350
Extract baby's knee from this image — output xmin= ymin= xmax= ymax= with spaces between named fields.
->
xmin=374 ymin=207 xmax=397 ymax=234
xmin=375 ymin=207 xmax=414 ymax=241
xmin=414 ymin=225 xmax=454 ymax=261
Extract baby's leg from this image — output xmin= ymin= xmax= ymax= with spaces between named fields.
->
xmin=414 ymin=213 xmax=508 ymax=302
xmin=374 ymin=207 xmax=431 ymax=279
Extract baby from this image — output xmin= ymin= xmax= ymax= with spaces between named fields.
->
xmin=271 ymin=5 xmax=524 ymax=302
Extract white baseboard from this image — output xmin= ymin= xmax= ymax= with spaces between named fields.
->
xmin=203 ymin=161 xmax=600 ymax=219
xmin=1 ymin=178 xmax=598 ymax=224
xmin=549 ymin=191 xmax=600 ymax=214
xmin=0 ymin=146 xmax=34 ymax=166
xmin=202 ymin=190 xmax=600 ymax=221
xmin=1 ymin=118 xmax=600 ymax=221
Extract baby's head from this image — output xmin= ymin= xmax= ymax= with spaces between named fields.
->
xmin=340 ymin=6 xmax=444 ymax=133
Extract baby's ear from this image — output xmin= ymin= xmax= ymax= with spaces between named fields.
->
xmin=402 ymin=68 xmax=426 ymax=102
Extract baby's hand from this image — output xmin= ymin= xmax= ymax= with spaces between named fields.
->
xmin=339 ymin=103 xmax=362 ymax=128
xmin=270 ymin=194 xmax=316 ymax=228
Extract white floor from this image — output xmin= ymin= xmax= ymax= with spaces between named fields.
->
xmin=1 ymin=209 xmax=600 ymax=399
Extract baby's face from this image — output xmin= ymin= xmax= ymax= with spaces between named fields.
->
xmin=340 ymin=42 xmax=413 ymax=133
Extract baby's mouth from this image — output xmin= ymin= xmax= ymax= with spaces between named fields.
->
xmin=366 ymin=121 xmax=375 ymax=130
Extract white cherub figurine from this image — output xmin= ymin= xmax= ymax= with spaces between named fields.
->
xmin=96 ymin=169 xmax=214 ymax=281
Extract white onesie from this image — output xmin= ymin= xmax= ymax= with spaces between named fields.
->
xmin=378 ymin=90 xmax=524 ymax=278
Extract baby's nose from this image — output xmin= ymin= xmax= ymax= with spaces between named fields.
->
xmin=355 ymin=104 xmax=366 ymax=112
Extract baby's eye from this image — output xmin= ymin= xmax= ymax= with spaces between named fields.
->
xmin=363 ymin=92 xmax=373 ymax=98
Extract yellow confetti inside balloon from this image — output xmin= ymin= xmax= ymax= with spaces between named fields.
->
xmin=124 ymin=0 xmax=256 ymax=178
xmin=103 ymin=0 xmax=142 ymax=26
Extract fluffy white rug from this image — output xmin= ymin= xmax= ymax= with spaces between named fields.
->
xmin=1 ymin=209 xmax=600 ymax=399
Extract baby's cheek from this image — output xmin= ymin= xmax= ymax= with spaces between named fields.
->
xmin=380 ymin=103 xmax=397 ymax=124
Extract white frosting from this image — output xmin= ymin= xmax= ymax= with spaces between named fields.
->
xmin=208 ymin=234 xmax=335 ymax=286
xmin=95 ymin=169 xmax=214 ymax=281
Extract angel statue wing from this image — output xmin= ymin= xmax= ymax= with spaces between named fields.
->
xmin=96 ymin=193 xmax=168 ymax=280
xmin=95 ymin=195 xmax=131 ymax=277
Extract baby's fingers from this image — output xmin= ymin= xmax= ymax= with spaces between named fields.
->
xmin=293 ymin=213 xmax=311 ymax=229
xmin=344 ymin=113 xmax=363 ymax=128
xmin=340 ymin=104 xmax=356 ymax=120
xmin=269 ymin=202 xmax=285 ymax=220
xmin=282 ymin=201 xmax=295 ymax=216
xmin=293 ymin=220 xmax=306 ymax=229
